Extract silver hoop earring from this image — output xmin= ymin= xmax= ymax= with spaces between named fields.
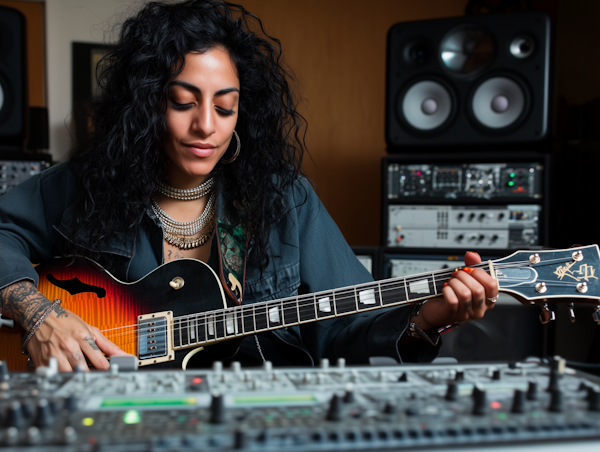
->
xmin=220 ymin=130 xmax=241 ymax=164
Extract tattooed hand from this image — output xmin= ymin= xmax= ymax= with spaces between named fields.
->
xmin=410 ymin=251 xmax=498 ymax=332
xmin=0 ymin=280 xmax=129 ymax=372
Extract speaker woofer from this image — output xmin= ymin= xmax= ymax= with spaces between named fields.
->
xmin=399 ymin=80 xmax=455 ymax=132
xmin=470 ymin=76 xmax=527 ymax=130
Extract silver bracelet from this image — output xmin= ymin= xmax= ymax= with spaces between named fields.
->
xmin=21 ymin=299 xmax=62 ymax=355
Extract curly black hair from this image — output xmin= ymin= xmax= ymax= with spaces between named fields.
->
xmin=67 ymin=0 xmax=307 ymax=270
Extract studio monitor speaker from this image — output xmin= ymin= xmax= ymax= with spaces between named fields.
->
xmin=385 ymin=12 xmax=550 ymax=150
xmin=0 ymin=6 xmax=28 ymax=150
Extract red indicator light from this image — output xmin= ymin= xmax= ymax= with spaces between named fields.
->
xmin=490 ymin=401 xmax=501 ymax=409
xmin=192 ymin=377 xmax=202 ymax=384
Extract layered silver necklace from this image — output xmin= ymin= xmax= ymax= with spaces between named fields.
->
xmin=152 ymin=177 xmax=216 ymax=250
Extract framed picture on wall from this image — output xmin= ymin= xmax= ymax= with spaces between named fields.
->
xmin=72 ymin=42 xmax=114 ymax=141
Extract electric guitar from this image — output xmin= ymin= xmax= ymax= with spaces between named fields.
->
xmin=2 ymin=245 xmax=600 ymax=372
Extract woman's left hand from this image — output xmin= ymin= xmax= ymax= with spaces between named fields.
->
xmin=413 ymin=251 xmax=498 ymax=331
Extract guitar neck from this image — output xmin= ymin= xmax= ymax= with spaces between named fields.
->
xmin=171 ymin=266 xmax=464 ymax=350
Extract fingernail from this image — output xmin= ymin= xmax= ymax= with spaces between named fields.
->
xmin=443 ymin=282 xmax=449 ymax=287
xmin=451 ymin=270 xmax=459 ymax=277
xmin=462 ymin=267 xmax=474 ymax=273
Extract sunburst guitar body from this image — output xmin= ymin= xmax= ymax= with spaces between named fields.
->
xmin=0 ymin=257 xmax=230 ymax=371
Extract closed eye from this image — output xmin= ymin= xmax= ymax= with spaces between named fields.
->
xmin=217 ymin=107 xmax=235 ymax=116
xmin=170 ymin=101 xmax=193 ymax=111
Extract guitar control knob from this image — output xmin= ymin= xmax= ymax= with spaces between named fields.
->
xmin=527 ymin=381 xmax=538 ymax=401
xmin=445 ymin=383 xmax=458 ymax=401
xmin=511 ymin=390 xmax=526 ymax=414
xmin=210 ymin=393 xmax=225 ymax=424
xmin=326 ymin=394 xmax=342 ymax=421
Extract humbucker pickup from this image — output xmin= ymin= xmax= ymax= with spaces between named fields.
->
xmin=137 ymin=311 xmax=174 ymax=367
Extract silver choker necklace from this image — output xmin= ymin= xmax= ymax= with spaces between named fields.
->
xmin=151 ymin=191 xmax=216 ymax=250
xmin=157 ymin=177 xmax=214 ymax=201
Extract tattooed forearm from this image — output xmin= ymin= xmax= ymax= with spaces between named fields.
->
xmin=54 ymin=305 xmax=68 ymax=318
xmin=0 ymin=281 xmax=53 ymax=333
xmin=84 ymin=336 xmax=100 ymax=351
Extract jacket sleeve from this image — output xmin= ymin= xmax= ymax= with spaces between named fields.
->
xmin=0 ymin=164 xmax=74 ymax=291
xmin=290 ymin=178 xmax=441 ymax=364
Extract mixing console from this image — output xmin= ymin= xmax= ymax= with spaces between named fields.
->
xmin=1 ymin=357 xmax=600 ymax=451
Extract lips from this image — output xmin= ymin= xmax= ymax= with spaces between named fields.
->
xmin=185 ymin=142 xmax=217 ymax=158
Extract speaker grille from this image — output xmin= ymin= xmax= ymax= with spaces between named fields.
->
xmin=471 ymin=76 xmax=526 ymax=129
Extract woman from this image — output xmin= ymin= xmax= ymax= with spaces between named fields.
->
xmin=0 ymin=0 xmax=498 ymax=371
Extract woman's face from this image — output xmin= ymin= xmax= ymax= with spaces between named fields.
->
xmin=163 ymin=48 xmax=240 ymax=187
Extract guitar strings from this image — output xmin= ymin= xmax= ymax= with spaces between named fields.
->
xmin=97 ymin=257 xmax=576 ymax=343
xmin=97 ymin=257 xmax=588 ymax=348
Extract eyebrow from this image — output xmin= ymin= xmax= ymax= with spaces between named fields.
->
xmin=170 ymin=80 xmax=239 ymax=96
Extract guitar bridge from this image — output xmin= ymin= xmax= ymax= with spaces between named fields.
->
xmin=137 ymin=311 xmax=174 ymax=367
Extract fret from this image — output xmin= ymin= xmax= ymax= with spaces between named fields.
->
xmin=266 ymin=300 xmax=283 ymax=329
xmin=196 ymin=313 xmax=207 ymax=344
xmin=356 ymin=283 xmax=379 ymax=311
xmin=214 ymin=311 xmax=225 ymax=339
xmin=334 ymin=288 xmax=357 ymax=315
xmin=380 ymin=278 xmax=408 ymax=306
xmin=181 ymin=317 xmax=189 ymax=345
xmin=189 ymin=316 xmax=196 ymax=344
xmin=235 ymin=306 xmax=244 ymax=336
xmin=206 ymin=313 xmax=215 ymax=339
xmin=241 ymin=305 xmax=254 ymax=334
xmin=224 ymin=308 xmax=239 ymax=337
xmin=316 ymin=291 xmax=335 ymax=319
xmin=254 ymin=304 xmax=268 ymax=331
xmin=298 ymin=294 xmax=315 ymax=323
xmin=431 ymin=274 xmax=438 ymax=296
xmin=406 ymin=274 xmax=436 ymax=300
xmin=173 ymin=318 xmax=181 ymax=348
xmin=283 ymin=296 xmax=300 ymax=325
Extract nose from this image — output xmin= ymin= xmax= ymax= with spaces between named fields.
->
xmin=191 ymin=103 xmax=216 ymax=137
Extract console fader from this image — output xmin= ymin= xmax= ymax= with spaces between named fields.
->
xmin=1 ymin=358 xmax=600 ymax=451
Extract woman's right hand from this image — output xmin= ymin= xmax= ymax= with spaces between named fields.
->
xmin=27 ymin=304 xmax=129 ymax=371
xmin=1 ymin=280 xmax=128 ymax=371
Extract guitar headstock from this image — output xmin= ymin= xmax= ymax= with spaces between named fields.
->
xmin=494 ymin=245 xmax=600 ymax=304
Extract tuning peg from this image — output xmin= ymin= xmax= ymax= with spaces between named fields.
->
xmin=568 ymin=303 xmax=576 ymax=323
xmin=593 ymin=305 xmax=600 ymax=325
xmin=539 ymin=303 xmax=555 ymax=324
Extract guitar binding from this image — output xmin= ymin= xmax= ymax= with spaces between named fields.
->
xmin=137 ymin=311 xmax=174 ymax=367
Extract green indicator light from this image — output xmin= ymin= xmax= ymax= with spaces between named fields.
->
xmin=234 ymin=394 xmax=317 ymax=405
xmin=497 ymin=413 xmax=507 ymax=420
xmin=532 ymin=411 xmax=540 ymax=418
xmin=101 ymin=398 xmax=197 ymax=408
xmin=510 ymin=173 xmax=515 ymax=178
xmin=123 ymin=410 xmax=141 ymax=425
xmin=508 ymin=181 xmax=515 ymax=187
xmin=82 ymin=417 xmax=94 ymax=426
xmin=265 ymin=414 xmax=275 ymax=422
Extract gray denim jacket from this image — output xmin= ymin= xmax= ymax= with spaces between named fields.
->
xmin=0 ymin=164 xmax=440 ymax=365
